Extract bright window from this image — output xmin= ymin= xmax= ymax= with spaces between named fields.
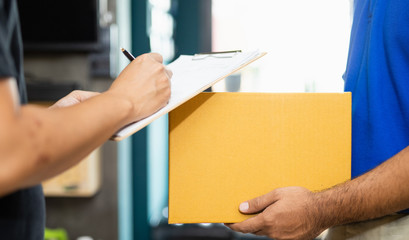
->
xmin=212 ymin=0 xmax=352 ymax=93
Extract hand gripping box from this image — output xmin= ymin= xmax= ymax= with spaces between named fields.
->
xmin=168 ymin=92 xmax=351 ymax=223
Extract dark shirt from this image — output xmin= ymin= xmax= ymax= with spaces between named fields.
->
xmin=0 ymin=0 xmax=45 ymax=239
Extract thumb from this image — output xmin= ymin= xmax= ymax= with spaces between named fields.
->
xmin=239 ymin=190 xmax=279 ymax=214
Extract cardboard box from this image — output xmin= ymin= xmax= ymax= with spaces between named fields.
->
xmin=169 ymin=92 xmax=351 ymax=223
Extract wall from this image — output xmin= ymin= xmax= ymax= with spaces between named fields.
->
xmin=23 ymin=0 xmax=120 ymax=239
xmin=45 ymin=142 xmax=118 ymax=240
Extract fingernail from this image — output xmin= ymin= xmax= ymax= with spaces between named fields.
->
xmin=239 ymin=202 xmax=249 ymax=212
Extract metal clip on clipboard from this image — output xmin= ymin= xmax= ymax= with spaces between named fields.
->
xmin=192 ymin=50 xmax=242 ymax=60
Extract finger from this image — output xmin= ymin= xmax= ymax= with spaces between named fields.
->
xmin=254 ymin=229 xmax=267 ymax=236
xmin=240 ymin=190 xmax=279 ymax=214
xmin=225 ymin=215 xmax=264 ymax=234
xmin=164 ymin=67 xmax=173 ymax=79
xmin=148 ymin=52 xmax=163 ymax=63
xmin=49 ymin=91 xmax=99 ymax=109
xmin=73 ymin=91 xmax=100 ymax=102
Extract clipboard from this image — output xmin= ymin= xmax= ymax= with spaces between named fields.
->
xmin=111 ymin=50 xmax=267 ymax=141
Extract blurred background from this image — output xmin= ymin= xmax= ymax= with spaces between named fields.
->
xmin=17 ymin=0 xmax=351 ymax=239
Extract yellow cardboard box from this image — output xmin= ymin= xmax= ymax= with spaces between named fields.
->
xmin=168 ymin=92 xmax=351 ymax=223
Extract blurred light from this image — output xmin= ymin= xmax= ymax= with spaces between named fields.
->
xmin=199 ymin=223 xmax=213 ymax=228
xmin=162 ymin=206 xmax=169 ymax=219
xmin=149 ymin=0 xmax=171 ymax=11
xmin=212 ymin=0 xmax=351 ymax=93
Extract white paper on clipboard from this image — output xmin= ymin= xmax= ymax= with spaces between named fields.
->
xmin=111 ymin=50 xmax=266 ymax=141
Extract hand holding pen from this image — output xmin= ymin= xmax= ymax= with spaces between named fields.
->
xmin=106 ymin=48 xmax=172 ymax=123
xmin=121 ymin=47 xmax=173 ymax=79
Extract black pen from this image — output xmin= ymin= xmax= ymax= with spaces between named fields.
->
xmin=121 ymin=47 xmax=135 ymax=61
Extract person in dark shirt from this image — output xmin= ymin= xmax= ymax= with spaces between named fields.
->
xmin=0 ymin=0 xmax=171 ymax=239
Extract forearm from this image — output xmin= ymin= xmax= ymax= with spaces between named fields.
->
xmin=315 ymin=146 xmax=409 ymax=228
xmin=0 ymin=52 xmax=171 ymax=196
xmin=0 ymin=91 xmax=132 ymax=195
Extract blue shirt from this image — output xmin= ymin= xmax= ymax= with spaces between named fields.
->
xmin=345 ymin=0 xmax=409 ymax=178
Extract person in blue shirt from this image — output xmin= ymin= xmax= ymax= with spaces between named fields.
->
xmin=0 ymin=0 xmax=171 ymax=239
xmin=227 ymin=0 xmax=409 ymax=239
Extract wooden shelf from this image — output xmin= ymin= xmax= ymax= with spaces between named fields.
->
xmin=42 ymin=148 xmax=101 ymax=197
